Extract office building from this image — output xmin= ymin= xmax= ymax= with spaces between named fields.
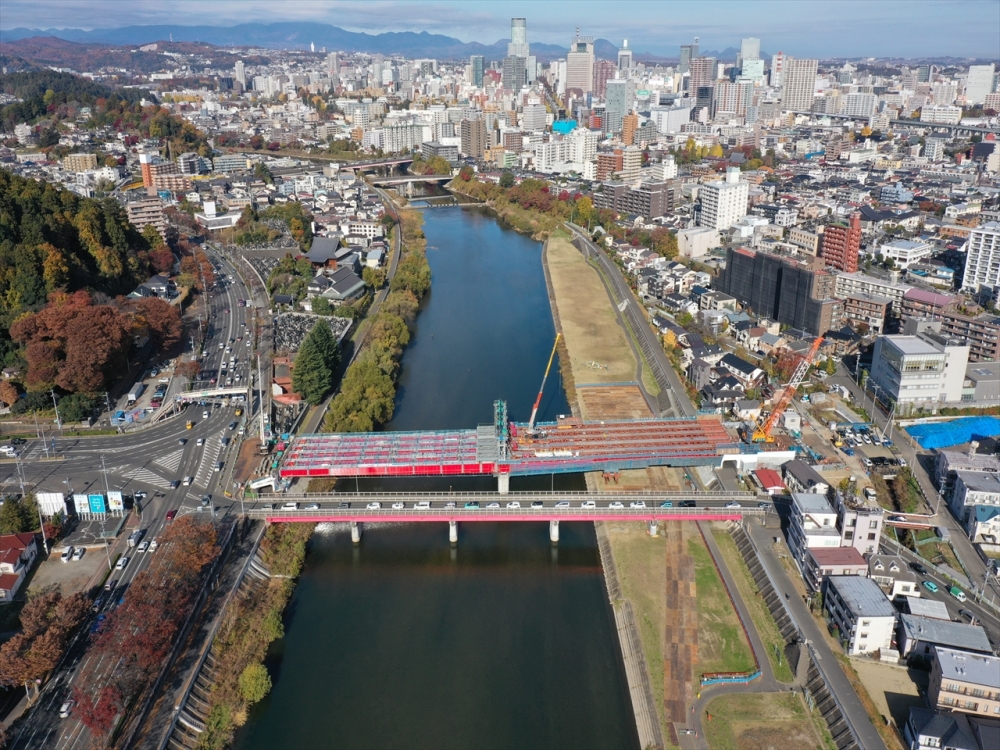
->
xmin=521 ymin=103 xmax=548 ymax=132
xmin=678 ymin=38 xmax=699 ymax=75
xmin=820 ymin=213 xmax=862 ymax=272
xmin=962 ymin=222 xmax=1000 ymax=300
xmin=921 ymin=106 xmax=963 ymax=124
xmin=470 ymin=55 xmax=484 ymax=87
xmin=781 ymin=57 xmax=818 ymax=111
xmin=617 ymin=39 xmax=633 ymax=72
xmin=649 ymin=105 xmax=692 ymax=134
xmin=823 ymin=576 xmax=897 ymax=655
xmin=605 ymin=79 xmax=635 ymax=134
xmin=698 ymin=167 xmax=748 ymax=230
xmin=234 ymin=60 xmax=246 ymax=87
xmin=508 ymin=18 xmax=529 ymax=57
xmin=879 ymin=238 xmax=934 ymax=269
xmin=965 ymin=64 xmax=996 ymax=105
xmin=927 ymin=647 xmax=1000 ymax=717
xmin=842 ymin=93 xmax=878 ymax=118
xmin=593 ymin=59 xmax=617 ymax=99
xmin=502 ymin=56 xmax=527 ymax=92
xmin=460 ymin=119 xmax=487 ymax=159
xmin=689 ymin=56 xmax=717 ymax=99
xmin=869 ymin=331 xmax=970 ymax=414
xmin=737 ymin=37 xmax=760 ymax=70
xmin=565 ymin=34 xmax=595 ymax=94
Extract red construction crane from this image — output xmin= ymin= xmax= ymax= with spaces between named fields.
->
xmin=751 ymin=336 xmax=824 ymax=443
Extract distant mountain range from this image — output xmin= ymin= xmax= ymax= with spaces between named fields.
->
xmin=0 ymin=22 xmax=683 ymax=63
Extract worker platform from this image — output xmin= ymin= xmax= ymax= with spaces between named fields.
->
xmin=279 ymin=400 xmax=738 ymax=479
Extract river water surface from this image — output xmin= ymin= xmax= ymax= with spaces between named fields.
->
xmin=236 ymin=207 xmax=637 ymax=750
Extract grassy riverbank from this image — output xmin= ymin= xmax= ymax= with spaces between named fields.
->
xmin=702 ymin=692 xmax=832 ymax=750
xmin=197 ymin=523 xmax=315 ymax=750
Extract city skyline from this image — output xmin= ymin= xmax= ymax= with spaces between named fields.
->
xmin=2 ymin=0 xmax=999 ymax=58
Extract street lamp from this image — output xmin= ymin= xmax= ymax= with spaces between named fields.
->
xmin=15 ymin=458 xmax=47 ymax=553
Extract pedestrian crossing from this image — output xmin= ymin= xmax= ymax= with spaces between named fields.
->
xmin=155 ymin=449 xmax=184 ymax=473
xmin=114 ymin=467 xmax=173 ymax=490
xmin=193 ymin=439 xmax=223 ymax=488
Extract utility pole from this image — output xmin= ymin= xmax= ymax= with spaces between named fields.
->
xmin=15 ymin=458 xmax=47 ymax=552
xmin=50 ymin=389 xmax=62 ymax=430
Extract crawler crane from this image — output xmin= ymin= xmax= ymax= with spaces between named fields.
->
xmin=750 ymin=336 xmax=824 ymax=443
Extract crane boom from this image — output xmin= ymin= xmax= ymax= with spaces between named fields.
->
xmin=752 ymin=336 xmax=824 ymax=443
xmin=528 ymin=334 xmax=561 ymax=432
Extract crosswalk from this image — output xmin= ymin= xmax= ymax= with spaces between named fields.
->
xmin=114 ymin=467 xmax=173 ymax=490
xmin=155 ymin=449 xmax=184 ymax=473
xmin=193 ymin=440 xmax=223 ymax=488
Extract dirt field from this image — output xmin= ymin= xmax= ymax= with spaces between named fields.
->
xmin=594 ymin=466 xmax=689 ymax=493
xmin=577 ymin=385 xmax=652 ymax=420
xmin=849 ymin=660 xmax=927 ymax=731
xmin=703 ymin=692 xmax=828 ymax=750
xmin=545 ymin=234 xmax=637 ymax=395
xmin=28 ymin=548 xmax=109 ymax=597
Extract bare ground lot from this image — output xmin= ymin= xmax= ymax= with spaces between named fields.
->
xmin=849 ymin=659 xmax=927 ymax=732
xmin=703 ymin=692 xmax=829 ymax=750
xmin=577 ymin=385 xmax=652 ymax=420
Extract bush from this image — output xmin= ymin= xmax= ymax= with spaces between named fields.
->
xmin=238 ymin=663 xmax=272 ymax=705
xmin=10 ymin=390 xmax=53 ymax=415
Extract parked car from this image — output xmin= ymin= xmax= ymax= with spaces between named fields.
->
xmin=60 ymin=546 xmax=74 ymax=563
xmin=72 ymin=547 xmax=85 ymax=561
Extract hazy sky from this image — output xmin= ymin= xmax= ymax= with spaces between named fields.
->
xmin=3 ymin=0 xmax=998 ymax=58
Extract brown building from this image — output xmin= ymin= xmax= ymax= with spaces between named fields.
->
xmin=126 ymin=197 xmax=167 ymax=239
xmin=842 ymin=293 xmax=891 ymax=334
xmin=820 ymin=212 xmax=862 ymax=272
xmin=900 ymin=287 xmax=954 ymax=323
xmin=621 ymin=113 xmax=639 ymax=146
xmin=63 ymin=153 xmax=98 ymax=172
xmin=596 ymin=150 xmax=623 ymax=181
xmin=460 ymin=118 xmax=487 ymax=159
xmin=502 ymin=130 xmax=523 ymax=152
xmin=940 ymin=309 xmax=1000 ymax=363
xmin=592 ymin=59 xmax=617 ymax=99
xmin=593 ymin=180 xmax=673 ymax=219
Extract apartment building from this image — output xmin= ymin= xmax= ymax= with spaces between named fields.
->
xmin=963 ymin=222 xmax=1000 ymax=302
xmin=940 ymin=309 xmax=1000 ymax=363
xmin=63 ymin=153 xmax=98 ymax=172
xmin=125 ymin=197 xmax=167 ymax=240
xmin=820 ymin=213 xmax=862 ymax=272
xmin=835 ymin=272 xmax=912 ymax=319
xmin=928 ymin=647 xmax=1000 ymax=717
xmin=843 ymin=293 xmax=891 ymax=334
xmin=823 ymin=575 xmax=897 ymax=655
xmin=900 ymin=288 xmax=954 ymax=323
xmin=698 ymin=167 xmax=749 ymax=230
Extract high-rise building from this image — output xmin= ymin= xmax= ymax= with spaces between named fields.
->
xmin=593 ymin=59 xmax=617 ymax=98
xmin=604 ymin=79 xmax=634 ymax=134
xmin=698 ymin=167 xmax=749 ymax=230
xmin=521 ymin=103 xmax=548 ymax=131
xmin=689 ymin=56 xmax=716 ymax=93
xmin=126 ymin=197 xmax=167 ymax=240
xmin=566 ymin=34 xmax=595 ymax=94
xmin=737 ymin=37 xmax=760 ymax=69
xmin=841 ymin=92 xmax=878 ymax=118
xmin=139 ymin=152 xmax=154 ymax=189
xmin=679 ymin=38 xmax=699 ymax=75
xmin=819 ymin=213 xmax=862 ymax=272
xmin=617 ymin=39 xmax=633 ymax=72
xmin=770 ymin=51 xmax=785 ymax=88
xmin=714 ymin=81 xmax=753 ymax=117
xmin=460 ymin=119 xmax=487 ymax=159
xmin=781 ymin=57 xmax=818 ymax=111
xmin=508 ymin=18 xmax=529 ymax=58
xmin=234 ymin=60 xmax=246 ymax=87
xmin=965 ymin=64 xmax=996 ymax=105
xmin=502 ymin=55 xmax=527 ymax=91
xmin=924 ymin=138 xmax=947 ymax=161
xmin=325 ymin=53 xmax=339 ymax=77
xmin=470 ymin=55 xmax=484 ymax=87
xmin=621 ymin=113 xmax=639 ymax=146
xmin=963 ymin=222 xmax=1000 ymax=301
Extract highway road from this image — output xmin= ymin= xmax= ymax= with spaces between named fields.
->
xmin=3 ymin=246 xmax=267 ymax=750
xmin=565 ymin=223 xmax=696 ymax=419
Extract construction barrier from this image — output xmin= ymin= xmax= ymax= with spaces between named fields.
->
xmin=700 ymin=669 xmax=762 ymax=686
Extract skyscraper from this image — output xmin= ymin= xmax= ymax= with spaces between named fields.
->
xmin=234 ymin=60 xmax=246 ymax=87
xmin=770 ymin=52 xmax=785 ymax=88
xmin=605 ymin=79 xmax=635 ymax=134
xmin=737 ymin=37 xmax=760 ymax=69
xmin=470 ymin=55 xmax=484 ymax=87
xmin=509 ymin=18 xmax=529 ymax=58
xmin=566 ymin=33 xmax=595 ymax=95
xmin=679 ymin=38 xmax=699 ymax=75
xmin=502 ymin=55 xmax=527 ymax=91
xmin=781 ymin=57 xmax=818 ymax=111
xmin=965 ymin=64 xmax=996 ymax=105
xmin=593 ymin=59 xmax=617 ymax=98
xmin=689 ymin=56 xmax=717 ymax=111
xmin=460 ymin=118 xmax=487 ymax=159
xmin=618 ymin=40 xmax=633 ymax=72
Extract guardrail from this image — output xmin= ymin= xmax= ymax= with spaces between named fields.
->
xmin=258 ymin=490 xmax=763 ymax=500
xmin=245 ymin=507 xmax=766 ymax=521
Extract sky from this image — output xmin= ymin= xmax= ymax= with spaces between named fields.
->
xmin=2 ymin=0 xmax=998 ymax=58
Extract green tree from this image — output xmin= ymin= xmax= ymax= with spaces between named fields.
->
xmin=291 ymin=322 xmax=340 ymax=405
xmin=499 ymin=170 xmax=515 ymax=188
xmin=824 ymin=357 xmax=837 ymax=375
xmin=0 ymin=495 xmax=38 ymax=534
xmin=238 ymin=663 xmax=272 ymax=705
xmin=362 ymin=266 xmax=386 ymax=289
xmin=311 ymin=296 xmax=332 ymax=315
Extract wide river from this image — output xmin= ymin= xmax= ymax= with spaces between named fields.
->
xmin=236 ymin=207 xmax=637 ymax=750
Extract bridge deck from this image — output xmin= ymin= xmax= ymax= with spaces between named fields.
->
xmin=279 ymin=416 xmax=736 ymax=478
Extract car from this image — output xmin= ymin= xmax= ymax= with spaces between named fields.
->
xmin=958 ymin=609 xmax=978 ymax=624
xmin=170 ymin=479 xmax=180 ymax=489
xmin=246 ymin=340 xmax=252 ymax=347
xmin=555 ymin=501 xmax=570 ymax=509
xmin=305 ymin=503 xmax=320 ymax=510
xmin=581 ymin=501 xmax=596 ymax=509
xmin=659 ymin=501 xmax=673 ymax=508
xmin=282 ymin=502 xmax=299 ymax=510
xmin=90 ymin=614 xmax=107 ymax=634
xmin=757 ymin=501 xmax=771 ymax=509
xmin=59 ymin=700 xmax=75 ymax=719
xmin=221 ymin=437 xmax=230 ymax=446
xmin=505 ymin=501 xmax=521 ymax=509
xmin=178 ymin=438 xmax=187 ymax=446
xmin=629 ymin=501 xmax=647 ymax=509
xmin=392 ymin=502 xmax=405 ymax=510
xmin=137 ymin=540 xmax=149 ymax=553
xmin=197 ymin=438 xmax=205 ymax=446
xmin=263 ymin=503 xmax=276 ymax=511
xmin=202 ymin=410 xmax=209 ymax=419
xmin=134 ymin=491 xmax=147 ymax=500
xmin=215 ymin=461 xmax=223 ymax=471
xmin=888 ymin=515 xmax=907 ymax=523
xmin=531 ymin=501 xmax=544 ymax=509
xmin=922 ymin=580 xmax=939 ymax=593
xmin=609 ymin=501 xmax=625 ymax=509
xmin=165 ymin=510 xmax=177 ymax=521
xmin=949 ymin=586 xmax=967 ymax=602
xmin=72 ymin=547 xmax=85 ymax=561
xmin=219 ymin=342 xmax=225 ymax=348
xmin=725 ymin=502 xmax=743 ymax=509
xmin=10 ymin=437 xmax=27 ymax=445
xmin=678 ymin=500 xmax=697 ymax=508
xmin=225 ymin=347 xmax=232 ymax=353
xmin=182 ymin=476 xmax=193 ymax=486
xmin=235 ymin=374 xmax=242 ymax=382
xmin=487 ymin=502 xmax=501 ymax=508
xmin=415 ymin=501 xmax=431 ymax=510
xmin=115 ymin=556 xmax=130 ymax=571
xmin=149 ymin=539 xmax=158 ymax=552
xmin=366 ymin=502 xmax=382 ymax=510
xmin=104 ymin=578 xmax=119 ymax=592
xmin=909 ymin=562 xmax=928 ymax=575
xmin=445 ymin=501 xmax=456 ymax=509
xmin=464 ymin=501 xmax=480 ymax=509
xmin=60 ymin=546 xmax=74 ymax=563
xmin=337 ymin=502 xmax=351 ymax=509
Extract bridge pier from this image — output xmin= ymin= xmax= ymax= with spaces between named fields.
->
xmin=549 ymin=520 xmax=560 ymax=543
xmin=497 ymin=474 xmax=510 ymax=495
xmin=648 ymin=521 xmax=659 ymax=537
xmin=449 ymin=520 xmax=458 ymax=544
xmin=351 ymin=522 xmax=362 ymax=544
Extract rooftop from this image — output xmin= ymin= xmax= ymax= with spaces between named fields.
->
xmin=807 ymin=547 xmax=867 ymax=566
xmin=828 ymin=575 xmax=897 ymax=617
xmin=902 ymin=614 xmax=992 ymax=653
xmin=933 ymin=646 xmax=1000 ymax=687
xmin=885 ymin=335 xmax=944 ymax=356
xmin=901 ymin=596 xmax=950 ymax=620
xmin=792 ymin=491 xmax=836 ymax=514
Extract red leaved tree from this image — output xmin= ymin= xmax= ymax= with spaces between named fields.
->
xmin=72 ymin=684 xmax=122 ymax=739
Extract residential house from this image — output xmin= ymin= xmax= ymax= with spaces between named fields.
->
xmin=898 ymin=615 xmax=993 ymax=659
xmin=783 ymin=460 xmax=831 ymax=495
xmin=753 ymin=468 xmax=786 ymax=496
xmin=900 ymin=596 xmax=951 ymax=621
xmin=803 ymin=546 xmax=868 ymax=592
xmin=787 ymin=492 xmax=842 ymax=565
xmin=903 ymin=708 xmax=981 ymax=750
xmin=718 ymin=353 xmax=765 ymax=388
xmin=951 ymin=471 xmax=1000 ymax=524
xmin=868 ymin=555 xmax=920 ymax=599
xmin=823 ymin=575 xmax=898 ymax=655
xmin=0 ymin=532 xmax=38 ymax=602
xmin=320 ymin=266 xmax=366 ymax=304
xmin=967 ymin=505 xmax=1000 ymax=544
xmin=928 ymin=647 xmax=1000 ymax=717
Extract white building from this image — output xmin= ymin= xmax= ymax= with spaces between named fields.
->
xmin=878 ymin=238 xmax=934 ymax=269
xmin=921 ymin=106 xmax=963 ymax=124
xmin=923 ymin=138 xmax=946 ymax=161
xmin=781 ymin=57 xmax=818 ymax=112
xmin=962 ymin=222 xmax=1000 ymax=301
xmin=649 ymin=105 xmax=692 ymax=134
xmin=676 ymin=227 xmax=719 ymax=258
xmin=965 ymin=64 xmax=996 ymax=105
xmin=842 ymin=93 xmax=878 ymax=118
xmin=824 ymin=575 xmax=897 ymax=655
xmin=698 ymin=167 xmax=749 ymax=230
xmin=869 ymin=332 xmax=971 ymax=414
xmin=787 ymin=492 xmax=842 ymax=564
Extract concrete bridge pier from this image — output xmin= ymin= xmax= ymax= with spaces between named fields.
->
xmin=449 ymin=520 xmax=458 ymax=544
xmin=497 ymin=473 xmax=510 ymax=494
xmin=648 ymin=520 xmax=659 ymax=537
xmin=351 ymin=521 xmax=362 ymax=544
xmin=549 ymin=520 xmax=560 ymax=543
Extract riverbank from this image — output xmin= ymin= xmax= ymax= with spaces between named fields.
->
xmin=449 ymin=179 xmax=564 ymax=240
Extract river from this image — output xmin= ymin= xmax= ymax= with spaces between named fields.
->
xmin=236 ymin=207 xmax=638 ymax=750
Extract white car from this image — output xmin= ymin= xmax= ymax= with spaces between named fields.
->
xmin=415 ymin=501 xmax=431 ymax=510
xmin=149 ymin=538 xmax=158 ymax=552
xmin=305 ymin=503 xmax=320 ymax=510
xmin=725 ymin=502 xmax=743 ymax=509
xmin=609 ymin=502 xmax=625 ymax=509
xmin=505 ymin=501 xmax=521 ymax=509
xmin=202 ymin=410 xmax=209 ymax=419
xmin=629 ymin=501 xmax=646 ymax=509
xmin=137 ymin=541 xmax=149 ymax=553
xmin=366 ymin=502 xmax=382 ymax=510
xmin=581 ymin=501 xmax=596 ymax=509
xmin=72 ymin=547 xmax=85 ymax=561
xmin=281 ymin=502 xmax=299 ymax=510
xmin=60 ymin=546 xmax=74 ymax=563
xmin=115 ymin=556 xmax=130 ymax=570
xmin=196 ymin=438 xmax=205 ymax=446
xmin=555 ymin=501 xmax=570 ymax=508
xmin=487 ymin=502 xmax=500 ymax=508
xmin=391 ymin=502 xmax=405 ymax=509
xmin=59 ymin=700 xmax=75 ymax=718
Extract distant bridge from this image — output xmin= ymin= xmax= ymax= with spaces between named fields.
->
xmin=347 ymin=156 xmax=416 ymax=171
xmin=368 ymin=174 xmax=454 ymax=186
xmin=786 ymin=110 xmax=999 ymax=135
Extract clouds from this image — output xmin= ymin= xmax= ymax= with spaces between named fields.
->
xmin=2 ymin=0 xmax=997 ymax=58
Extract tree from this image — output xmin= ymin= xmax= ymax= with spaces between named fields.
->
xmin=362 ymin=266 xmax=386 ymax=289
xmin=249 ymin=135 xmax=264 ymax=150
xmin=0 ymin=380 xmax=18 ymax=407
xmin=73 ymin=684 xmax=122 ymax=739
xmin=824 ymin=357 xmax=836 ymax=375
xmin=708 ymin=143 xmax=724 ymax=158
xmin=128 ymin=297 xmax=182 ymax=351
xmin=311 ymin=296 xmax=332 ymax=315
xmin=499 ymin=170 xmax=515 ymax=188
xmin=0 ymin=495 xmax=38 ymax=534
xmin=238 ymin=663 xmax=272 ymax=705
xmin=291 ymin=322 xmax=339 ymax=406
xmin=175 ymin=360 xmax=201 ymax=380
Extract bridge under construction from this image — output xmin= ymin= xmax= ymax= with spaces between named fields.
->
xmin=279 ymin=400 xmax=739 ymax=489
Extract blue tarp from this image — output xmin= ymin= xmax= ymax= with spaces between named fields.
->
xmin=907 ymin=416 xmax=1000 ymax=450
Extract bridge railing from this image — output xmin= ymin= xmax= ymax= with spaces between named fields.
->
xmin=248 ymin=490 xmax=763 ymax=500
xmin=243 ymin=507 xmax=767 ymax=520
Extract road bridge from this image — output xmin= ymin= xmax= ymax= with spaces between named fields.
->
xmin=786 ymin=110 xmax=999 ymax=135
xmin=368 ymin=174 xmax=453 ymax=186
xmin=176 ymin=386 xmax=250 ymax=401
